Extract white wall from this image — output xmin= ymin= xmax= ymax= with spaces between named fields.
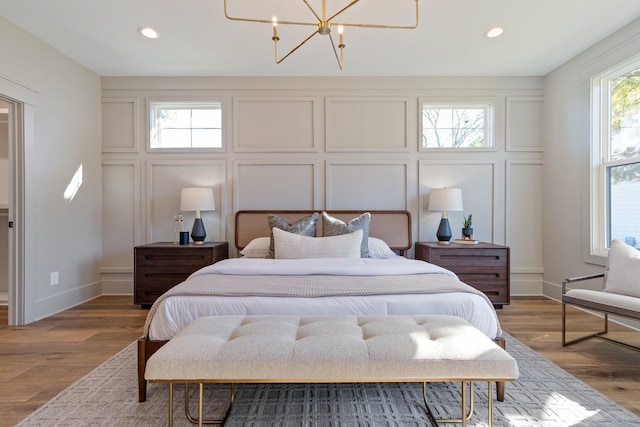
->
xmin=0 ymin=17 xmax=102 ymax=323
xmin=101 ymin=76 xmax=544 ymax=298
xmin=543 ymin=17 xmax=640 ymax=302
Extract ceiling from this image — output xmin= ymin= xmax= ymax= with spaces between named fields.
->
xmin=1 ymin=0 xmax=640 ymax=77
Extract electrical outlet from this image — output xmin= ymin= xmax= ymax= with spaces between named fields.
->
xmin=50 ymin=272 xmax=59 ymax=286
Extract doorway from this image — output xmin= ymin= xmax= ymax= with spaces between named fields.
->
xmin=0 ymin=94 xmax=24 ymax=325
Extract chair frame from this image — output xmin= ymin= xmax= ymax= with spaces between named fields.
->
xmin=562 ymin=273 xmax=640 ymax=351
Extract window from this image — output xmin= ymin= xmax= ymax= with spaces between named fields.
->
xmin=150 ymin=101 xmax=222 ymax=149
xmin=592 ymin=59 xmax=640 ymax=255
xmin=420 ymin=102 xmax=493 ymax=149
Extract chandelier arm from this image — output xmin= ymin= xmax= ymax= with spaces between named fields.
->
xmin=333 ymin=0 xmax=419 ymax=30
xmin=302 ymin=0 xmax=322 ymax=23
xmin=327 ymin=33 xmax=344 ymax=71
xmin=223 ymin=0 xmax=317 ymax=26
xmin=326 ymin=0 xmax=361 ymax=22
xmin=275 ymin=29 xmax=320 ymax=64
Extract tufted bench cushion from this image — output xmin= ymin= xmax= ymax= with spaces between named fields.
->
xmin=145 ymin=314 xmax=518 ymax=382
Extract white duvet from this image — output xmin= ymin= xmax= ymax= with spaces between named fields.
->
xmin=145 ymin=256 xmax=502 ymax=340
xmin=196 ymin=256 xmax=459 ymax=278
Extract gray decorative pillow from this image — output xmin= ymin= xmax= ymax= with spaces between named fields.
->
xmin=267 ymin=213 xmax=320 ymax=258
xmin=321 ymin=211 xmax=371 ymax=257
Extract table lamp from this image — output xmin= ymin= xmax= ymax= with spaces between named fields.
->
xmin=180 ymin=187 xmax=215 ymax=244
xmin=428 ymin=188 xmax=463 ymax=244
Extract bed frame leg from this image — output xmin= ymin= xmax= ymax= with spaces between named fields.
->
xmin=137 ymin=338 xmax=148 ymax=402
xmin=138 ymin=338 xmax=169 ymax=402
xmin=495 ymin=337 xmax=506 ymax=401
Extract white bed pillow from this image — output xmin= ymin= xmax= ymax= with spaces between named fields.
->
xmin=368 ymin=237 xmax=397 ymax=258
xmin=604 ymin=239 xmax=640 ymax=298
xmin=239 ymin=237 xmax=270 ymax=258
xmin=273 ymin=227 xmax=362 ymax=259
xmin=267 ymin=213 xmax=319 ymax=259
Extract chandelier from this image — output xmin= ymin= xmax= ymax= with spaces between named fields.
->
xmin=223 ymin=0 xmax=420 ymax=70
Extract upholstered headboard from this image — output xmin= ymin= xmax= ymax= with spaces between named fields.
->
xmin=234 ymin=210 xmax=412 ymax=254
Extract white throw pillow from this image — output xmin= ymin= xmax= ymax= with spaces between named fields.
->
xmin=273 ymin=227 xmax=362 ymax=259
xmin=239 ymin=237 xmax=270 ymax=258
xmin=368 ymin=237 xmax=396 ymax=258
xmin=604 ymin=239 xmax=640 ymax=298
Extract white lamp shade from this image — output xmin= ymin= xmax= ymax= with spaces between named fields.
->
xmin=180 ymin=187 xmax=215 ymax=212
xmin=428 ymin=188 xmax=463 ymax=212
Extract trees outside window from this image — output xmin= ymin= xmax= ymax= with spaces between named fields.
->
xmin=421 ymin=103 xmax=492 ymax=149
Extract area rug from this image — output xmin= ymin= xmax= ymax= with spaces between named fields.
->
xmin=16 ymin=333 xmax=640 ymax=427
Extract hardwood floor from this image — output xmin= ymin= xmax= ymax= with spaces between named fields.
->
xmin=0 ymin=296 xmax=639 ymax=426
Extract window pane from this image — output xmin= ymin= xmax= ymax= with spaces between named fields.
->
xmin=459 ymin=129 xmax=485 ymax=147
xmin=151 ymin=101 xmax=222 ymax=149
xmin=159 ymin=109 xmax=191 ymax=129
xmin=609 ymin=71 xmax=640 ymax=161
xmin=608 ymin=162 xmax=640 ymax=248
xmin=192 ymin=129 xmax=222 ymax=148
xmin=191 ymin=109 xmax=221 ymax=128
xmin=158 ymin=129 xmax=191 ymax=148
xmin=422 ymin=105 xmax=489 ymax=148
xmin=422 ymin=128 xmax=452 ymax=148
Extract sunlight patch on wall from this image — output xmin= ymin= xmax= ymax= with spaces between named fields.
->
xmin=64 ymin=164 xmax=83 ymax=202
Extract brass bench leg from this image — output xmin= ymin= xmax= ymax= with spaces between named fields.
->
xmin=423 ymin=381 xmax=474 ymax=425
xmin=180 ymin=383 xmax=235 ymax=425
xmin=488 ymin=381 xmax=494 ymax=427
xmin=168 ymin=383 xmax=174 ymax=427
xmin=423 ymin=381 xmax=496 ymax=427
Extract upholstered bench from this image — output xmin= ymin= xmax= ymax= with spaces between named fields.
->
xmin=145 ymin=314 xmax=519 ymax=427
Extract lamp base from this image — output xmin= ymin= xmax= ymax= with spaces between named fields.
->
xmin=436 ymin=217 xmax=452 ymax=244
xmin=191 ymin=218 xmax=207 ymax=245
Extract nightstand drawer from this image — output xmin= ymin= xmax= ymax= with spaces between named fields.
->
xmin=455 ymin=267 xmax=509 ymax=284
xmin=136 ymin=248 xmax=214 ymax=267
xmin=426 ymin=249 xmax=507 ymax=268
xmin=464 ymin=282 xmax=509 ymax=304
xmin=135 ymin=266 xmax=198 ymax=285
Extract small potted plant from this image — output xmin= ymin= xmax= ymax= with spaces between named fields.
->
xmin=462 ymin=214 xmax=473 ymax=240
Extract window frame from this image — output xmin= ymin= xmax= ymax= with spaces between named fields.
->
xmin=590 ymin=55 xmax=640 ymax=258
xmin=148 ymin=100 xmax=225 ymax=152
xmin=418 ymin=99 xmax=496 ymax=152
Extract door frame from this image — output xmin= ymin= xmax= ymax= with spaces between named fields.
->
xmin=6 ymin=99 xmax=25 ymax=325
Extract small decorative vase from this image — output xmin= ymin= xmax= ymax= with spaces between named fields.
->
xmin=462 ymin=227 xmax=473 ymax=240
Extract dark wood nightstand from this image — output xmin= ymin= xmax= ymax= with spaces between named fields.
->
xmin=415 ymin=242 xmax=510 ymax=308
xmin=134 ymin=242 xmax=229 ymax=307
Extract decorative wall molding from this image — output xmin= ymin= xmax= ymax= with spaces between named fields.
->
xmin=326 ymin=160 xmax=409 ymax=210
xmin=326 ymin=97 xmax=410 ymax=152
xmin=101 ymin=98 xmax=139 ymax=153
xmin=233 ymin=160 xmax=320 ymax=211
xmin=146 ymin=159 xmax=226 ymax=243
xmin=506 ymin=96 xmax=544 ymax=152
xmin=101 ymin=160 xmax=141 ymax=267
xmin=506 ymin=159 xmax=544 ymax=274
xmin=233 ymin=97 xmax=319 ymax=153
xmin=418 ymin=160 xmax=498 ymax=244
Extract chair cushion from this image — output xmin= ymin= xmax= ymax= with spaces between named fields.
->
xmin=565 ymin=288 xmax=640 ymax=313
xmin=604 ymin=239 xmax=640 ymax=298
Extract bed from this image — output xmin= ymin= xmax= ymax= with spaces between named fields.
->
xmin=137 ymin=210 xmax=504 ymax=402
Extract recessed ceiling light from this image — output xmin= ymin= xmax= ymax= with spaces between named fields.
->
xmin=486 ymin=27 xmax=504 ymax=38
xmin=138 ymin=26 xmax=160 ymax=39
